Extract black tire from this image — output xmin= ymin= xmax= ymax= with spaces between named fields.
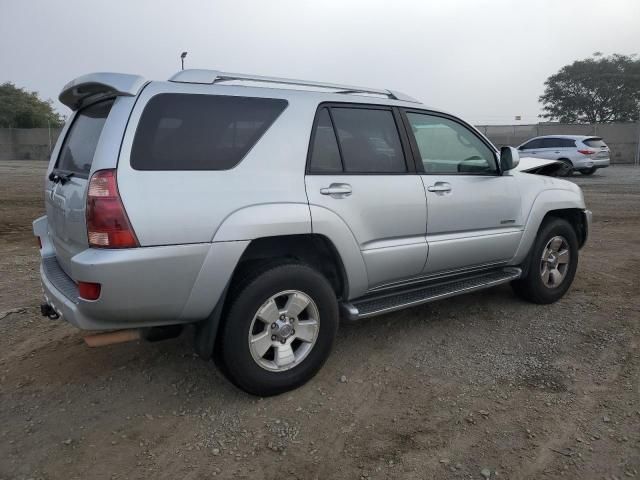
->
xmin=580 ymin=167 xmax=596 ymax=176
xmin=558 ymin=158 xmax=574 ymax=177
xmin=219 ymin=262 xmax=338 ymax=396
xmin=512 ymin=217 xmax=579 ymax=304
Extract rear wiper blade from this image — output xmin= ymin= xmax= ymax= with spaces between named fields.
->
xmin=48 ymin=170 xmax=74 ymax=185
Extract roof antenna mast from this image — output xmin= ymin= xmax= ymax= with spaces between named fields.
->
xmin=180 ymin=52 xmax=188 ymax=70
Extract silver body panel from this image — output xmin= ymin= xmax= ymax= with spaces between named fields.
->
xmin=35 ymin=70 xmax=588 ymax=330
xmin=420 ymin=172 xmax=523 ymax=273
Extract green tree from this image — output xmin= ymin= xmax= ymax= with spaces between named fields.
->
xmin=539 ymin=53 xmax=640 ymax=123
xmin=0 ymin=82 xmax=64 ymax=128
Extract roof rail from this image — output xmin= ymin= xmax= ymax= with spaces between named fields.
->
xmin=169 ymin=69 xmax=420 ymax=103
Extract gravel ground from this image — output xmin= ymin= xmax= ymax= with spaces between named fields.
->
xmin=0 ymin=161 xmax=638 ymax=480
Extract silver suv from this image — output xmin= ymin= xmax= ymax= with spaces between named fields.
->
xmin=34 ymin=70 xmax=591 ymax=395
xmin=517 ymin=135 xmax=610 ymax=175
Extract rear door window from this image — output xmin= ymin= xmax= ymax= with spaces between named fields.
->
xmin=541 ymin=138 xmax=559 ymax=148
xmin=558 ymin=138 xmax=576 ymax=148
xmin=131 ymin=94 xmax=287 ymax=170
xmin=584 ymin=137 xmax=607 ymax=148
xmin=330 ymin=107 xmax=406 ymax=173
xmin=56 ymin=100 xmax=114 ymax=177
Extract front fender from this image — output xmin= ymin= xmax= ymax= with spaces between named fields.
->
xmin=511 ymin=188 xmax=586 ymax=265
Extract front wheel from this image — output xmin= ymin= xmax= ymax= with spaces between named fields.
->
xmin=512 ymin=218 xmax=579 ymax=304
xmin=219 ymin=263 xmax=338 ymax=396
xmin=558 ymin=159 xmax=574 ymax=177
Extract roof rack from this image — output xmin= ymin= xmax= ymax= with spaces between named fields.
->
xmin=169 ymin=69 xmax=420 ymax=103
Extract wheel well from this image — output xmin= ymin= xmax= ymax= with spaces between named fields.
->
xmin=542 ymin=208 xmax=587 ymax=248
xmin=231 ymin=234 xmax=348 ymax=300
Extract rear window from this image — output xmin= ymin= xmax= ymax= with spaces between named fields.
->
xmin=583 ymin=137 xmax=607 ymax=148
xmin=131 ymin=94 xmax=287 ymax=170
xmin=56 ymin=100 xmax=114 ymax=177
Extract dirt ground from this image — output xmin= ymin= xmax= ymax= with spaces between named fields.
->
xmin=0 ymin=161 xmax=638 ymax=480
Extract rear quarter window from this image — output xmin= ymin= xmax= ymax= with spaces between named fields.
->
xmin=131 ymin=94 xmax=287 ymax=170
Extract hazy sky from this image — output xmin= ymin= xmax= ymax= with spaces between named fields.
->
xmin=1 ymin=0 xmax=639 ymax=124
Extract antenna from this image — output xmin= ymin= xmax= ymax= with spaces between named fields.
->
xmin=180 ymin=52 xmax=188 ymax=70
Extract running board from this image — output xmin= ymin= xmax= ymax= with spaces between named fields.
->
xmin=341 ymin=267 xmax=522 ymax=320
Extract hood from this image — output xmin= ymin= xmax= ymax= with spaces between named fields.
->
xmin=515 ymin=157 xmax=567 ymax=176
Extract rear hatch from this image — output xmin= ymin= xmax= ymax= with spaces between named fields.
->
xmin=583 ymin=137 xmax=610 ymax=159
xmin=45 ymin=100 xmax=114 ymax=276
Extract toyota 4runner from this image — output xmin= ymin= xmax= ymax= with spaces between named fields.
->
xmin=34 ymin=70 xmax=591 ymax=395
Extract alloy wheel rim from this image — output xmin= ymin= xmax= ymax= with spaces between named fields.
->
xmin=540 ymin=235 xmax=570 ymax=288
xmin=248 ymin=290 xmax=320 ymax=372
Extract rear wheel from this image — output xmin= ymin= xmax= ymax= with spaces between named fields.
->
xmin=219 ymin=262 xmax=338 ymax=396
xmin=512 ymin=217 xmax=579 ymax=304
xmin=580 ymin=167 xmax=596 ymax=175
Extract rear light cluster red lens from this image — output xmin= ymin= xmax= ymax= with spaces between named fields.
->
xmin=86 ymin=169 xmax=139 ymax=248
xmin=577 ymin=149 xmax=596 ymax=155
xmin=78 ymin=281 xmax=101 ymax=301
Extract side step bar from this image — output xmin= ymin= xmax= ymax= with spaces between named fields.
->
xmin=341 ymin=267 xmax=522 ymax=320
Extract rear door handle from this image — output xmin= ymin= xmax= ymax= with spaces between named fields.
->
xmin=427 ymin=182 xmax=452 ymax=194
xmin=320 ymin=183 xmax=352 ymax=197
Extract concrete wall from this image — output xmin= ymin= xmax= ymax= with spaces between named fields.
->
xmin=476 ymin=122 xmax=640 ymax=165
xmin=1 ymin=122 xmax=639 ymax=164
xmin=0 ymin=128 xmax=62 ymax=161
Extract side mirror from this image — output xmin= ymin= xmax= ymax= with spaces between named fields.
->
xmin=500 ymin=146 xmax=520 ymax=171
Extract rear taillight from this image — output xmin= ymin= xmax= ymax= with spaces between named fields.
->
xmin=86 ymin=169 xmax=138 ymax=248
xmin=577 ymin=149 xmax=596 ymax=155
xmin=78 ymin=281 xmax=101 ymax=300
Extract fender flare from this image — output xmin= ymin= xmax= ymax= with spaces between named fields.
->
xmin=511 ymin=188 xmax=586 ymax=265
xmin=212 ymin=203 xmax=312 ymax=242
xmin=308 ymin=205 xmax=368 ymax=299
xmin=212 ymin=202 xmax=368 ymax=299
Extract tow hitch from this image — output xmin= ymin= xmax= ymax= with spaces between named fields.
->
xmin=40 ymin=303 xmax=59 ymax=320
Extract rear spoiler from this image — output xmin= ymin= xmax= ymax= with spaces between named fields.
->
xmin=59 ymin=73 xmax=147 ymax=111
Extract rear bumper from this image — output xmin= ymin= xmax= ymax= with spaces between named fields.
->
xmin=34 ymin=216 xmax=248 ymax=331
xmin=574 ymin=157 xmax=610 ymax=170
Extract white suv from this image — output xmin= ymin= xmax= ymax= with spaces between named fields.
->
xmin=34 ymin=69 xmax=591 ymax=395
xmin=517 ymin=135 xmax=610 ymax=175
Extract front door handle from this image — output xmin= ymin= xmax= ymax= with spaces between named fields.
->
xmin=320 ymin=183 xmax=352 ymax=197
xmin=427 ymin=182 xmax=452 ymax=194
